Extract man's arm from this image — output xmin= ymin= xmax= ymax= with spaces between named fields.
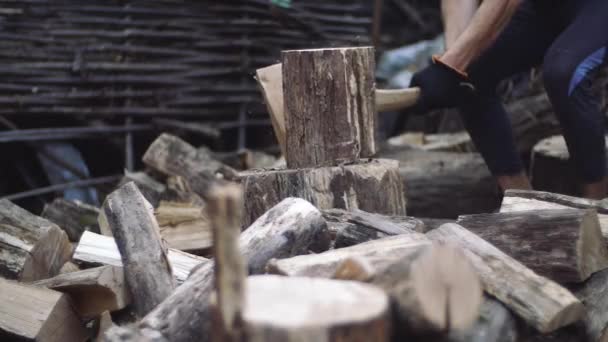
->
xmin=442 ymin=0 xmax=479 ymax=50
xmin=440 ymin=0 xmax=522 ymax=73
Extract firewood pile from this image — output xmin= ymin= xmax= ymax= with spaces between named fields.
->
xmin=1 ymin=46 xmax=608 ymax=342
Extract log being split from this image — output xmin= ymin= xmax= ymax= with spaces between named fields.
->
xmin=33 ymin=265 xmax=130 ymax=318
xmin=322 ymin=208 xmax=424 ymax=248
xmin=41 ymin=198 xmax=100 ymax=241
xmin=0 ymin=199 xmax=71 ymax=281
xmin=427 ymin=223 xmax=584 ymax=333
xmin=242 ymin=275 xmax=391 ymax=342
xmin=333 ymin=245 xmax=483 ymax=337
xmin=457 ymin=209 xmax=608 ymax=283
xmin=103 ymin=182 xmax=175 ymax=317
xmin=0 ymin=278 xmax=88 ymax=342
xmin=73 ymin=231 xmax=206 ymax=283
xmin=207 ymin=184 xmax=246 ymax=341
xmin=142 ymin=133 xmax=238 ymax=197
xmin=282 ymin=47 xmax=376 ymax=168
xmin=241 ymin=159 xmax=406 ymax=226
xmin=500 ymin=189 xmax=608 ymax=242
xmin=109 ymin=198 xmax=329 ymax=342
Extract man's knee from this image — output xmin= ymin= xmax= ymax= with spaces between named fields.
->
xmin=542 ymin=51 xmax=577 ymax=97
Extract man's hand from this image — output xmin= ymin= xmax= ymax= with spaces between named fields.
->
xmin=409 ymin=58 xmax=475 ymax=112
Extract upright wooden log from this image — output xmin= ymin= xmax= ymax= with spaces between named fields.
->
xmin=33 ymin=265 xmax=130 ymax=318
xmin=0 ymin=199 xmax=72 ymax=281
xmin=427 ymin=223 xmax=584 ymax=333
xmin=73 ymin=231 xmax=207 ymax=283
xmin=457 ymin=209 xmax=608 ymax=283
xmin=256 ymin=63 xmax=286 ymax=156
xmin=282 ymin=47 xmax=376 ymax=168
xmin=103 ymin=182 xmax=175 ymax=317
xmin=207 ymin=184 xmax=246 ymax=342
xmin=0 ymin=278 xmax=88 ymax=342
xmin=142 ymin=133 xmax=238 ymax=197
xmin=41 ymin=198 xmax=100 ymax=241
xmin=243 ymin=275 xmax=390 ymax=342
xmin=108 ymin=198 xmax=329 ymax=342
xmin=241 ymin=158 xmax=406 ymax=226
xmin=500 ymin=189 xmax=608 ymax=242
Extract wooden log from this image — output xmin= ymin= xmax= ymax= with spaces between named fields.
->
xmin=96 ymin=311 xmax=116 ymax=341
xmin=379 ymin=149 xmax=501 ymax=218
xmin=73 ymin=231 xmax=206 ymax=283
xmin=457 ymin=209 xmax=608 ymax=283
xmin=155 ymin=201 xmax=212 ymax=254
xmin=322 ymin=208 xmax=424 ymax=248
xmin=207 ymin=184 xmax=246 ymax=341
xmin=120 ymin=170 xmax=166 ymax=207
xmin=103 ymin=182 xmax=175 ymax=317
xmin=41 ymin=198 xmax=100 ymax=241
xmin=506 ymin=92 xmax=560 ymax=154
xmin=241 ymin=158 xmax=407 ymax=226
xmin=0 ymin=278 xmax=88 ymax=342
xmin=242 ymin=275 xmax=390 ymax=341
xmin=572 ymin=268 xmax=608 ymax=342
xmin=500 ymin=189 xmax=608 ymax=242
xmin=32 ymin=265 xmax=130 ymax=318
xmin=255 ymin=63 xmax=286 ymax=156
xmin=142 ymin=133 xmax=238 ymax=198
xmin=448 ymin=297 xmax=518 ymax=342
xmin=268 ymin=233 xmax=430 ymax=278
xmin=282 ymin=47 xmax=376 ymax=168
xmin=0 ymin=199 xmax=72 ymax=281
xmin=426 ymin=223 xmax=584 ymax=333
xmin=107 ymin=198 xmax=329 ymax=342
xmin=387 ymin=131 xmax=475 ymax=153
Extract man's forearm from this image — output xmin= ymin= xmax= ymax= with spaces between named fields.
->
xmin=441 ymin=0 xmax=522 ymax=72
xmin=442 ymin=0 xmax=479 ymax=50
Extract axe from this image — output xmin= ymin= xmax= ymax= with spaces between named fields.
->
xmin=255 ymin=63 xmax=420 ymax=156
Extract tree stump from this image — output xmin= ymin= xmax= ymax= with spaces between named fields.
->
xmin=243 ymin=275 xmax=390 ymax=342
xmin=457 ymin=209 xmax=608 ymax=283
xmin=241 ymin=159 xmax=406 ymax=226
xmin=282 ymin=47 xmax=376 ymax=168
xmin=0 ymin=199 xmax=72 ymax=282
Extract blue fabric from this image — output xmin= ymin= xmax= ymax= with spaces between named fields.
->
xmin=568 ymin=47 xmax=606 ymax=96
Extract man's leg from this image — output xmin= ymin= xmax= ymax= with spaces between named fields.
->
xmin=458 ymin=1 xmax=557 ymax=192
xmin=541 ymin=0 xmax=608 ymax=199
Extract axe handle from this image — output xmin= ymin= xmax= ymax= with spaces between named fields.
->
xmin=375 ymin=87 xmax=421 ymax=112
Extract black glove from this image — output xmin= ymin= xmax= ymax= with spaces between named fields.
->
xmin=409 ymin=58 xmax=476 ymax=113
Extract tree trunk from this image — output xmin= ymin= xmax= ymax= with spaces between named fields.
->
xmin=241 ymin=158 xmax=406 ymax=226
xmin=323 ymin=208 xmax=424 ymax=248
xmin=0 ymin=278 xmax=88 ymax=342
xmin=500 ymin=189 xmax=608 ymax=243
xmin=33 ymin=265 xmax=130 ymax=318
xmin=282 ymin=47 xmax=376 ymax=168
xmin=426 ymin=223 xmax=584 ymax=333
xmin=268 ymin=233 xmax=430 ymax=278
xmin=107 ymin=198 xmax=329 ymax=342
xmin=41 ymin=198 xmax=100 ymax=241
xmin=73 ymin=231 xmax=207 ymax=283
xmin=103 ymin=182 xmax=175 ymax=317
xmin=0 ymin=199 xmax=72 ymax=282
xmin=457 ymin=209 xmax=608 ymax=283
xmin=379 ymin=149 xmax=501 ymax=218
xmin=242 ymin=275 xmax=390 ymax=342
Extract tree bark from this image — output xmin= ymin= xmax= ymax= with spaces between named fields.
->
xmin=33 ymin=265 xmax=130 ymax=318
xmin=379 ymin=149 xmax=501 ymax=218
xmin=0 ymin=199 xmax=72 ymax=281
xmin=282 ymin=47 xmax=376 ymax=168
xmin=500 ymin=189 xmax=608 ymax=243
xmin=322 ymin=208 xmax=424 ymax=248
xmin=73 ymin=231 xmax=207 ymax=283
xmin=426 ymin=223 xmax=584 ymax=333
xmin=103 ymin=182 xmax=175 ymax=317
xmin=242 ymin=275 xmax=390 ymax=342
xmin=41 ymin=198 xmax=100 ymax=241
xmin=0 ymin=278 xmax=88 ymax=342
xmin=241 ymin=158 xmax=406 ymax=226
xmin=457 ymin=209 xmax=608 ymax=283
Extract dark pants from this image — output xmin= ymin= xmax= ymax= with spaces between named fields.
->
xmin=461 ymin=0 xmax=608 ymax=183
